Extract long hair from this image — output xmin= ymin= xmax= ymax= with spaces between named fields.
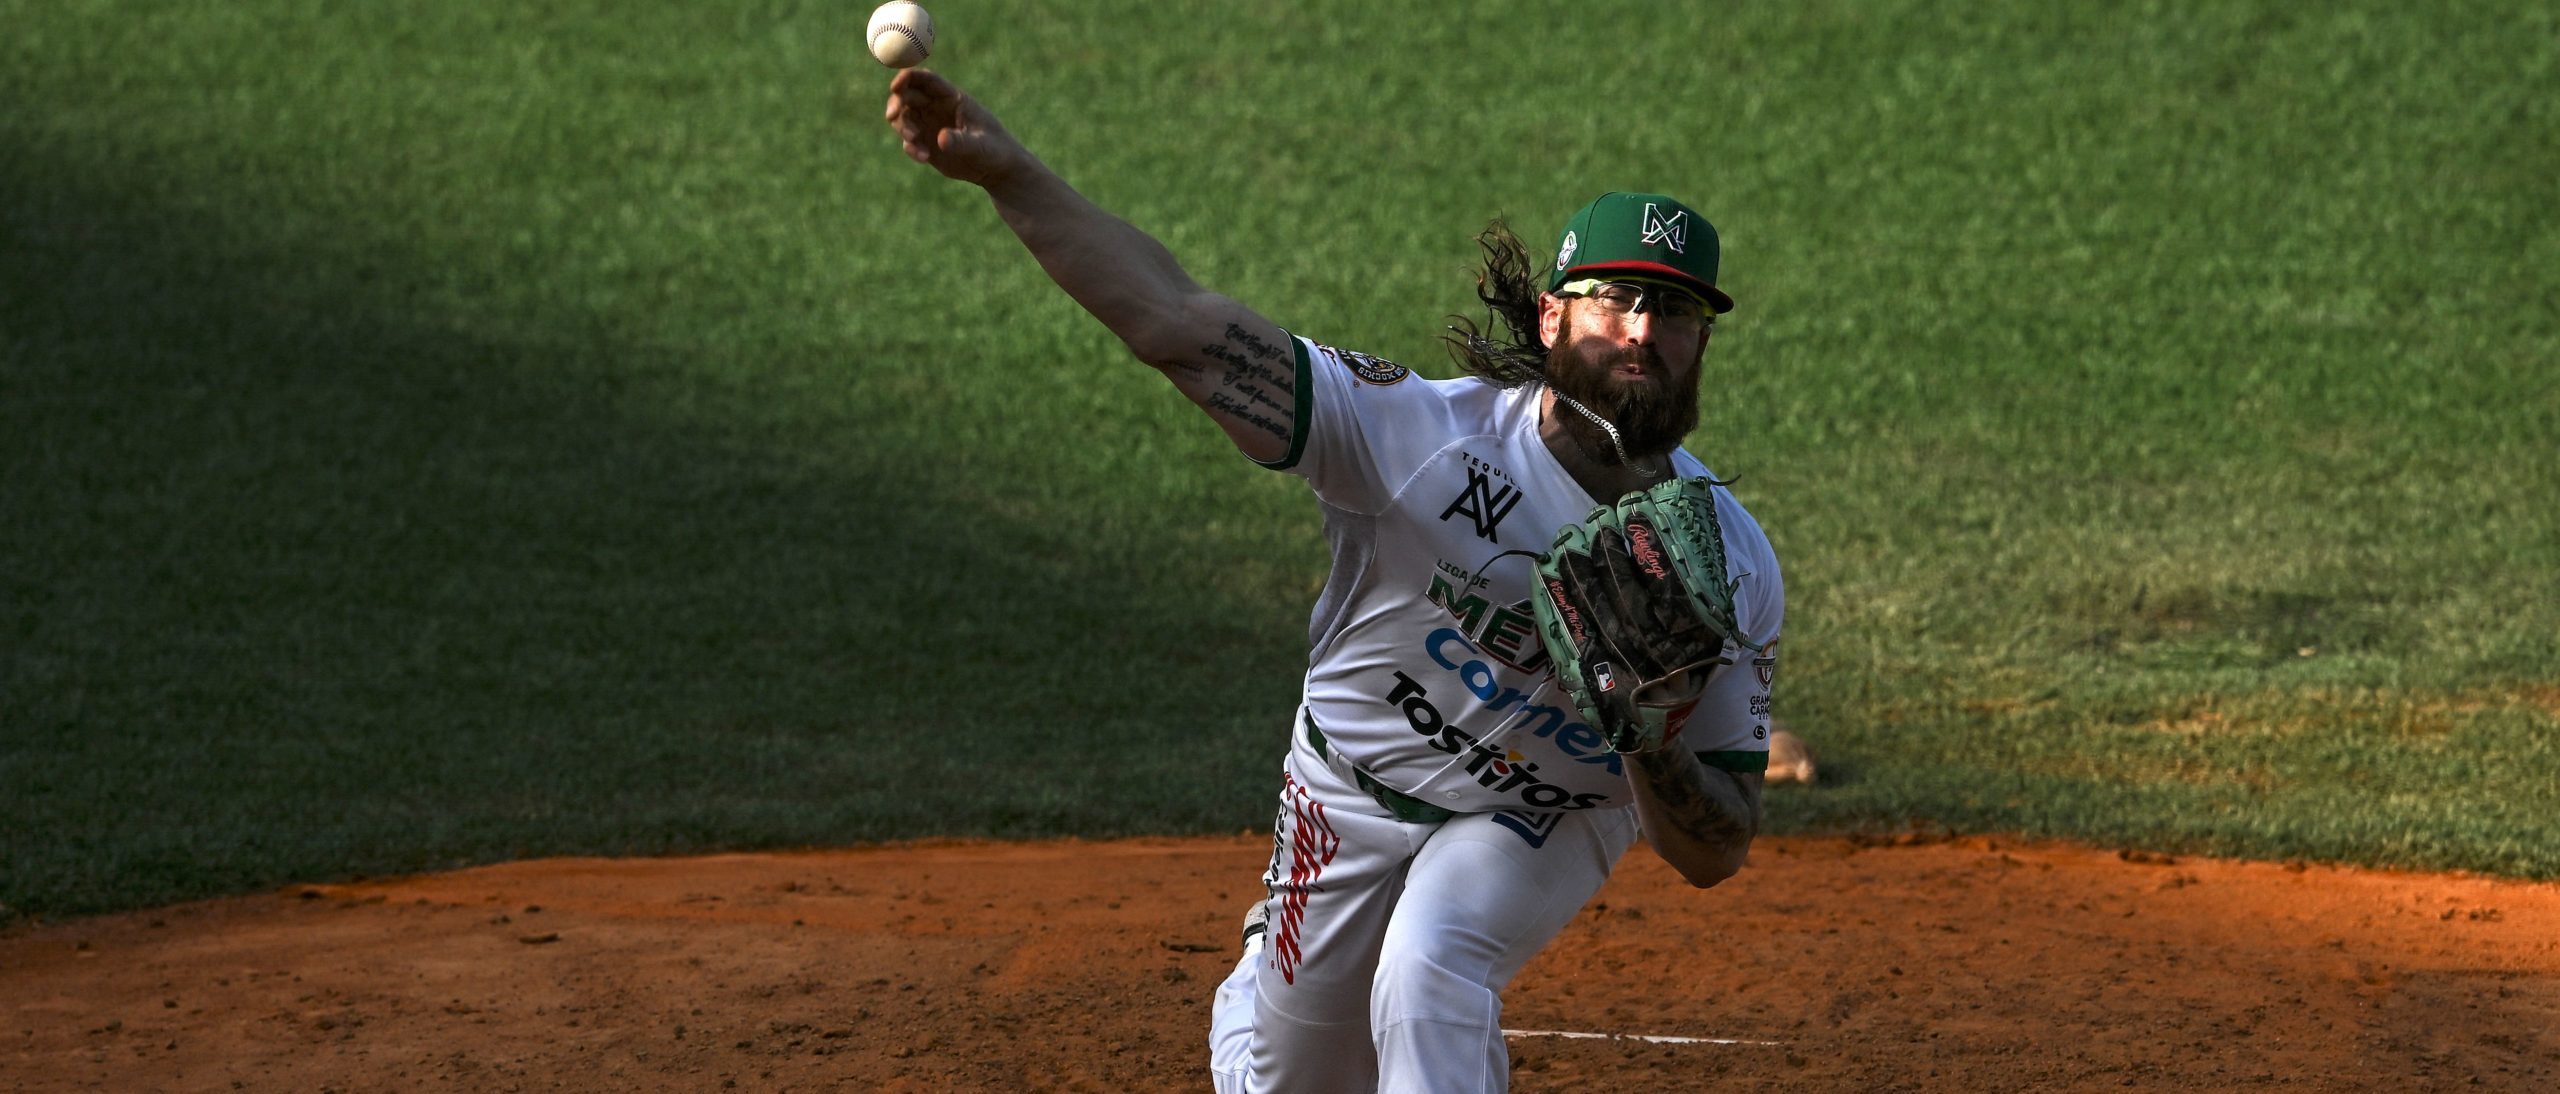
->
xmin=1440 ymin=220 xmax=1550 ymax=387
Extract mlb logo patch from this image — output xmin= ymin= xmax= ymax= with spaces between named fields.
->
xmin=1593 ymin=663 xmax=1619 ymax=693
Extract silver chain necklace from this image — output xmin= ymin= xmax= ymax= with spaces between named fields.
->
xmin=1550 ymin=391 xmax=1661 ymax=479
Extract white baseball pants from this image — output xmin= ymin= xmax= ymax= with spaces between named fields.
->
xmin=1209 ymin=718 xmax=1639 ymax=1093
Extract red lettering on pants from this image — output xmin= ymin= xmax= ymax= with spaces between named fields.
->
xmin=1272 ymin=773 xmax=1340 ymax=985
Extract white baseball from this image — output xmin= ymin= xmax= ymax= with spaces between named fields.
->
xmin=866 ymin=2 xmax=935 ymax=69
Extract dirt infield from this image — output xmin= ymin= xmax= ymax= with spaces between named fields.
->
xmin=6 ymin=834 xmax=2558 ymax=1092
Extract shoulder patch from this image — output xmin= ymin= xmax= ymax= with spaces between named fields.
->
xmin=1315 ymin=342 xmax=1410 ymax=386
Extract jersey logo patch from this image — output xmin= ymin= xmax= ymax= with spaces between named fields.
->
xmin=1439 ymin=466 xmax=1522 ymax=542
xmin=1490 ymin=809 xmax=1565 ymax=849
xmin=1310 ymin=345 xmax=1413 ymax=389
xmin=1326 ymin=345 xmax=1409 ymax=386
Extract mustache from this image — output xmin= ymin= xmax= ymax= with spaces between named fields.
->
xmin=1612 ymin=346 xmax=1668 ymax=373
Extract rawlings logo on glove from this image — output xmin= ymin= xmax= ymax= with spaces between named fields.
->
xmin=1530 ymin=477 xmax=1763 ymax=754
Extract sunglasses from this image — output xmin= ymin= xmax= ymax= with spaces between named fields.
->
xmin=1556 ymin=279 xmax=1716 ymax=328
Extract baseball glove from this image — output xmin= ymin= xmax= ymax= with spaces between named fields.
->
xmin=1530 ymin=477 xmax=1762 ymax=754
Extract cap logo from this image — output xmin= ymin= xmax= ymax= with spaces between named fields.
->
xmin=1640 ymin=203 xmax=1688 ymax=254
xmin=1555 ymin=230 xmax=1578 ymax=271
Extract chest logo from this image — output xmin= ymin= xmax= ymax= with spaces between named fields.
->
xmin=1439 ymin=466 xmax=1522 ymax=542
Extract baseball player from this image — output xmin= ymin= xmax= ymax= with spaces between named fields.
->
xmin=886 ymin=69 xmax=1783 ymax=1093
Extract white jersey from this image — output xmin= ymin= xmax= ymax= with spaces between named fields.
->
xmin=1256 ymin=335 xmax=1785 ymax=815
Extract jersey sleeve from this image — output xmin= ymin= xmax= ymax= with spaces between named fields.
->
xmin=1670 ymin=486 xmax=1786 ymax=773
xmin=1255 ymin=335 xmax=1468 ymax=515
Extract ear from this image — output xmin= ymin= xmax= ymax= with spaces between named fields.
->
xmin=1538 ymin=292 xmax=1568 ymax=350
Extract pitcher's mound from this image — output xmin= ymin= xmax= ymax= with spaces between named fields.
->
xmin=6 ymin=834 xmax=2558 ymax=1090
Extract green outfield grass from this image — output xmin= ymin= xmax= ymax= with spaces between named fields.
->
xmin=6 ymin=0 xmax=2556 ymax=920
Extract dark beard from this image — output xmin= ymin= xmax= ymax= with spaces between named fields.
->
xmin=1545 ymin=335 xmax=1702 ymax=460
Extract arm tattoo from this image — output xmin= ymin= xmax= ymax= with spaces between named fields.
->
xmin=1198 ymin=343 xmax=1286 ymax=410
xmin=1201 ymin=341 xmax=1254 ymax=372
xmin=1193 ymin=324 xmax=1296 ymax=440
xmin=1225 ymin=322 xmax=1288 ymax=366
xmin=1632 ymin=749 xmax=1756 ymax=848
xmin=1205 ymin=391 xmax=1289 ymax=440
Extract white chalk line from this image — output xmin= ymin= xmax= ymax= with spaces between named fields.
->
xmin=1502 ymin=1028 xmax=1783 ymax=1047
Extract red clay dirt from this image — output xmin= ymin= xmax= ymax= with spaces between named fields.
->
xmin=6 ymin=833 xmax=2558 ymax=1092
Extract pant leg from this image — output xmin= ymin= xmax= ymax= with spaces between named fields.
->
xmin=1211 ymin=724 xmax=1433 ymax=1094
xmin=1368 ymin=805 xmax=1641 ymax=1093
xmin=1210 ymin=948 xmax=1262 ymax=1094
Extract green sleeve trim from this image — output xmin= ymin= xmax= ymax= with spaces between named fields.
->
xmin=1249 ymin=334 xmax=1315 ymax=471
xmin=1695 ymin=749 xmax=1770 ymax=775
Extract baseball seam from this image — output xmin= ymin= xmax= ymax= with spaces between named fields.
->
xmin=871 ymin=26 xmax=929 ymax=60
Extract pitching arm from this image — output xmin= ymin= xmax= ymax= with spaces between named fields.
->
xmin=885 ymin=69 xmax=1297 ymax=462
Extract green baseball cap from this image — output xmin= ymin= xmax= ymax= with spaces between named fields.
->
xmin=1547 ymin=192 xmax=1735 ymax=314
